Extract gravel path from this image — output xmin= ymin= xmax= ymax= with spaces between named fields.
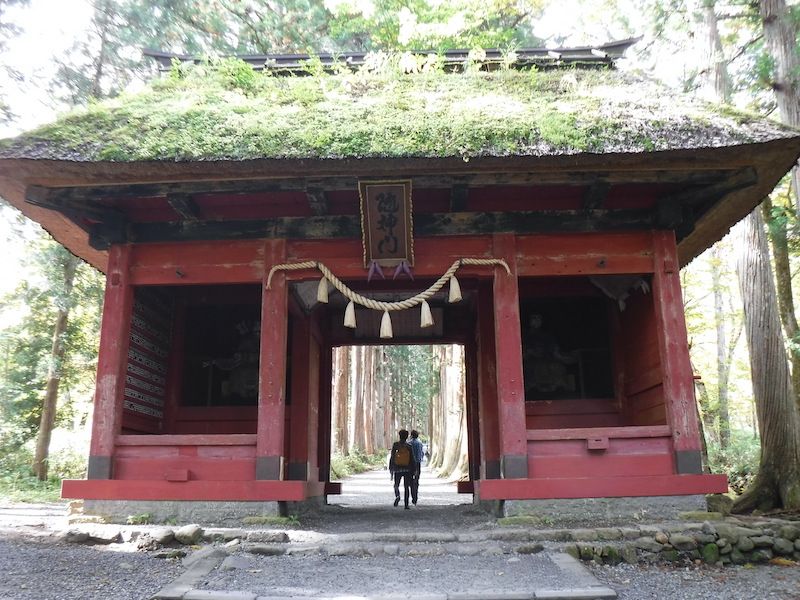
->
xmin=0 ymin=535 xmax=183 ymax=600
xmin=2 ymin=470 xmax=800 ymax=599
xmin=589 ymin=562 xmax=800 ymax=599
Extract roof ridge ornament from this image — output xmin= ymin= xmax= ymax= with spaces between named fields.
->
xmin=142 ymin=37 xmax=642 ymax=74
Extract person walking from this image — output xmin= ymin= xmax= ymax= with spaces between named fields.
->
xmin=409 ymin=430 xmax=425 ymax=505
xmin=388 ymin=429 xmax=417 ymax=509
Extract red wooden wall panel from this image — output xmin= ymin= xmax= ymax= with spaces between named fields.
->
xmin=620 ymin=282 xmax=666 ymax=426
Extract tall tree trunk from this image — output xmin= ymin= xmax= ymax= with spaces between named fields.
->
xmin=700 ymin=0 xmax=734 ymax=453
xmin=331 ymin=347 xmax=349 ymax=454
xmin=363 ymin=346 xmax=374 ymax=454
xmin=733 ymin=212 xmax=800 ymax=512
xmin=701 ymin=1 xmax=731 ymax=102
xmin=710 ymin=247 xmax=731 ymax=449
xmin=33 ymin=254 xmax=79 ymax=481
xmin=691 ymin=358 xmax=713 ymax=472
xmin=352 ymin=346 xmax=365 ymax=452
xmin=760 ymin=0 xmax=800 ymax=211
xmin=761 ymin=198 xmax=800 ymax=410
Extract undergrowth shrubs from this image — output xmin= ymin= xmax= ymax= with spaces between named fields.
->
xmin=706 ymin=429 xmax=761 ymax=495
xmin=0 ymin=442 xmax=86 ymax=503
xmin=329 ymin=450 xmax=387 ymax=480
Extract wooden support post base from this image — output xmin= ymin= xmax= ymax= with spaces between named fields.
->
xmin=256 ymin=456 xmax=283 ymax=480
xmin=675 ymin=450 xmax=703 ymax=474
xmin=501 ymin=454 xmax=528 ymax=479
xmin=287 ymin=461 xmax=309 ymax=481
xmin=87 ymin=456 xmax=112 ymax=479
xmin=484 ymin=459 xmax=501 ymax=479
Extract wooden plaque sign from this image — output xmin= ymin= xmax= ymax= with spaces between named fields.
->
xmin=359 ymin=180 xmax=413 ymax=267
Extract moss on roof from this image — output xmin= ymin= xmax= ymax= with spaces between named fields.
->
xmin=0 ymin=59 xmax=796 ymax=163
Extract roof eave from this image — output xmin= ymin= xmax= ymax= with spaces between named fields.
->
xmin=1 ymin=137 xmax=798 ymax=273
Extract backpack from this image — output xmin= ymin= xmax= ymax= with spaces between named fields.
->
xmin=394 ymin=444 xmax=411 ymax=467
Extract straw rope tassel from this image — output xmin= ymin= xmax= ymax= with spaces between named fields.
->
xmin=380 ymin=310 xmax=393 ymax=338
xmin=420 ymin=299 xmax=434 ymax=328
xmin=317 ymin=277 xmax=329 ymax=303
xmin=344 ymin=300 xmax=357 ymax=328
xmin=448 ymin=275 xmax=462 ymax=303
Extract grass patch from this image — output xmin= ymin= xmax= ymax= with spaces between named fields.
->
xmin=126 ymin=513 xmax=153 ymax=525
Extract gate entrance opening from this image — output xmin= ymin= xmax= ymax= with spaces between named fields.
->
xmin=325 ymin=344 xmax=471 ymax=508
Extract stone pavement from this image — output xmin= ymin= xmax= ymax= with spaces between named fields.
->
xmin=150 ymin=468 xmax=616 ymax=600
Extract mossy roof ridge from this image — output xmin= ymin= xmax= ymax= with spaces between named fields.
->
xmin=0 ymin=64 xmax=797 ymax=163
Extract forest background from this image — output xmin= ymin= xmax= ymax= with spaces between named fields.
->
xmin=0 ymin=0 xmax=798 ymax=511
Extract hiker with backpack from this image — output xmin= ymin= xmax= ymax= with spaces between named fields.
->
xmin=409 ymin=430 xmax=425 ymax=505
xmin=388 ymin=429 xmax=417 ymax=509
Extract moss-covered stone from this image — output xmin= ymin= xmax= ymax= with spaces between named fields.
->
xmin=701 ymin=542 xmax=721 ymax=564
xmin=516 ymin=543 xmax=545 ymax=554
xmin=661 ymin=549 xmax=682 ymax=563
xmin=601 ymin=545 xmax=622 ymax=565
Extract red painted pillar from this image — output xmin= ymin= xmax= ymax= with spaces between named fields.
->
xmin=492 ymin=234 xmax=528 ymax=478
xmin=464 ymin=335 xmax=481 ymax=484
xmin=317 ymin=340 xmax=333 ymax=487
xmin=88 ymin=244 xmax=133 ymax=479
xmin=287 ymin=315 xmax=313 ymax=481
xmin=306 ymin=333 xmax=321 ymax=484
xmin=257 ymin=240 xmax=288 ymax=480
xmin=652 ymin=231 xmax=703 ymax=474
xmin=477 ymin=282 xmax=501 ymax=479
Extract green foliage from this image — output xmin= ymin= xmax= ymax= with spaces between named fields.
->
xmin=126 ymin=513 xmax=152 ymax=525
xmin=329 ymin=449 xmax=387 ymax=479
xmin=384 ymin=345 xmax=439 ymax=428
xmin=0 ymin=224 xmax=103 ymax=448
xmin=707 ymin=429 xmax=761 ymax=495
xmin=241 ymin=514 xmax=300 ymax=526
xmin=0 ymin=441 xmax=85 ymax=502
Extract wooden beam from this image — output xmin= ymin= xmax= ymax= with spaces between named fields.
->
xmin=450 ymin=183 xmax=469 ymax=211
xmin=305 ymin=185 xmax=328 ymax=216
xmin=62 ymin=478 xmax=310 ymax=501
xmin=478 ymin=474 xmax=728 ymax=500
xmin=23 ymin=169 xmax=747 ymax=205
xmin=583 ymin=179 xmax=610 ymax=210
xmin=658 ymin=166 xmax=757 ymax=206
xmin=166 ymin=193 xmax=201 ymax=221
xmin=108 ymin=209 xmax=657 ymax=244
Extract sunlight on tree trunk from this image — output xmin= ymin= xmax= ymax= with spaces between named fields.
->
xmin=733 ymin=212 xmax=800 ymax=511
xmin=760 ymin=0 xmax=800 ymax=212
xmin=33 ymin=253 xmax=79 ymax=481
xmin=761 ymin=197 xmax=800 ymax=411
xmin=710 ymin=246 xmax=731 ymax=449
xmin=428 ymin=345 xmax=468 ymax=480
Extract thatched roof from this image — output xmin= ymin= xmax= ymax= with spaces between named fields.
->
xmin=0 ymin=61 xmax=796 ymax=163
xmin=0 ymin=54 xmax=799 ymax=273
